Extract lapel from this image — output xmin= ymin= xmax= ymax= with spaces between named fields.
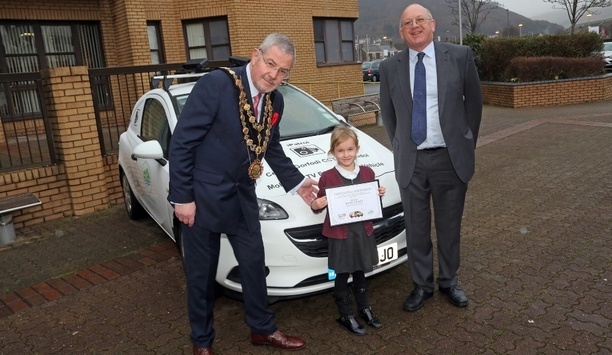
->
xmin=238 ymin=67 xmax=258 ymax=118
xmin=397 ymin=50 xmax=413 ymax=111
xmin=434 ymin=42 xmax=449 ymax=119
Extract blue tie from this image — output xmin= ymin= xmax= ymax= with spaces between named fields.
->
xmin=411 ymin=52 xmax=427 ymax=146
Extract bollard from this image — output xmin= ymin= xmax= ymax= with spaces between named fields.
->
xmin=0 ymin=213 xmax=17 ymax=244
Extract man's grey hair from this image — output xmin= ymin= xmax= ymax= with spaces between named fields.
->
xmin=259 ymin=33 xmax=296 ymax=66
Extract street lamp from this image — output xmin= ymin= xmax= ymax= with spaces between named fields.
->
xmin=506 ymin=9 xmax=510 ymax=37
xmin=518 ymin=23 xmax=523 ymax=37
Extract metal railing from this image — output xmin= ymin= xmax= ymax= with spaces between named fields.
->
xmin=0 ymin=72 xmax=56 ymax=172
xmin=89 ymin=63 xmax=187 ymax=155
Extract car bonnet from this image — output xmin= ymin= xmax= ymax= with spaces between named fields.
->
xmin=255 ymin=129 xmax=395 ymax=198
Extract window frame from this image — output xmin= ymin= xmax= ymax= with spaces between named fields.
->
xmin=147 ymin=21 xmax=165 ymax=64
xmin=0 ymin=21 xmax=106 ymax=120
xmin=313 ymin=17 xmax=356 ymax=66
xmin=182 ymin=17 xmax=230 ymax=61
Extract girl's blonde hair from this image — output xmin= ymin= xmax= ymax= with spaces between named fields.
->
xmin=328 ymin=125 xmax=359 ymax=154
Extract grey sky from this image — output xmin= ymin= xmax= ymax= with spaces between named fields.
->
xmin=495 ymin=0 xmax=557 ymax=17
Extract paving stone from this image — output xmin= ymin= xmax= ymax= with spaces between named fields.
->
xmin=0 ymin=101 xmax=610 ymax=353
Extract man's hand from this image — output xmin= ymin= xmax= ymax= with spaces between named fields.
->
xmin=297 ymin=178 xmax=319 ymax=205
xmin=174 ymin=202 xmax=196 ymax=227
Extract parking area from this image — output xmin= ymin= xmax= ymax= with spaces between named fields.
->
xmin=0 ymin=101 xmax=611 ymax=354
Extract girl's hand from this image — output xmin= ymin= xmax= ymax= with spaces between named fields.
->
xmin=378 ymin=186 xmax=386 ymax=197
xmin=311 ymin=196 xmax=328 ymax=210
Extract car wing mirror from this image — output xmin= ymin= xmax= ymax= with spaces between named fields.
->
xmin=131 ymin=140 xmax=166 ymax=166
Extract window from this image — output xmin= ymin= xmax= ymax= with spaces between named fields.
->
xmin=314 ymin=18 xmax=355 ymax=64
xmin=147 ymin=22 xmax=165 ymax=64
xmin=141 ymin=98 xmax=170 ymax=158
xmin=183 ymin=17 xmax=230 ymax=61
xmin=0 ymin=22 xmax=105 ymax=119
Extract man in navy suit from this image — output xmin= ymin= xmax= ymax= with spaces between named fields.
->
xmin=379 ymin=4 xmax=482 ymax=312
xmin=168 ymin=33 xmax=317 ymax=355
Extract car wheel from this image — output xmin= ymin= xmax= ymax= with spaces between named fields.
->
xmin=372 ymin=75 xmax=378 ymax=82
xmin=121 ymin=172 xmax=146 ymax=220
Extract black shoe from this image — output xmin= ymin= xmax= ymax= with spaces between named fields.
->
xmin=439 ymin=285 xmax=469 ymax=307
xmin=403 ymin=286 xmax=433 ymax=312
xmin=360 ymin=307 xmax=382 ymax=329
xmin=336 ymin=315 xmax=366 ymax=335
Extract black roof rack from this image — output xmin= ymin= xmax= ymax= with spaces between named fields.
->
xmin=150 ymin=56 xmax=252 ymax=91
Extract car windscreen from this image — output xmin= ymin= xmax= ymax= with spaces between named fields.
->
xmin=174 ymin=84 xmax=342 ymax=140
xmin=276 ymin=84 xmax=342 ymax=140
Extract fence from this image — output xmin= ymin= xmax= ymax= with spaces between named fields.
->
xmin=0 ymin=62 xmax=371 ymax=231
xmin=0 ymin=72 xmax=56 ymax=171
xmin=88 ymin=63 xmax=187 ymax=155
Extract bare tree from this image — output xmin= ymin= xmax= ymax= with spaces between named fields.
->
xmin=446 ymin=0 xmax=499 ymax=34
xmin=544 ymin=0 xmax=612 ymax=34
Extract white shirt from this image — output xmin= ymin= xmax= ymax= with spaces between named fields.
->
xmin=245 ymin=63 xmax=263 ymax=118
xmin=245 ymin=63 xmax=308 ymax=192
xmin=409 ymin=43 xmax=446 ymax=149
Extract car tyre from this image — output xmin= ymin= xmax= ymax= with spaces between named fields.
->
xmin=121 ymin=172 xmax=146 ymax=220
xmin=372 ymin=75 xmax=378 ymax=82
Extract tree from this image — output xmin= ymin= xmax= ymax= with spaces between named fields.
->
xmin=446 ymin=0 xmax=499 ymax=34
xmin=544 ymin=0 xmax=612 ymax=34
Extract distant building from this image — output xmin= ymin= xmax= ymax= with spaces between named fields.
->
xmin=574 ymin=17 xmax=612 ymax=39
xmin=357 ymin=41 xmax=399 ymax=61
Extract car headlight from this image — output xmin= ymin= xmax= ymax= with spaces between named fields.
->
xmin=258 ymin=198 xmax=289 ymax=220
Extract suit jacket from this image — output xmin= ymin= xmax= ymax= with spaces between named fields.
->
xmin=313 ymin=166 xmax=375 ymax=239
xmin=379 ymin=41 xmax=482 ymax=186
xmin=168 ymin=65 xmax=304 ymax=235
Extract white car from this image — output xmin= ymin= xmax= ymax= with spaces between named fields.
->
xmin=602 ymin=41 xmax=612 ymax=71
xmin=118 ymin=61 xmax=407 ymax=299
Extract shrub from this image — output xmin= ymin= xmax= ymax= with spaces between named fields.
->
xmin=470 ymin=33 xmax=604 ymax=82
xmin=504 ymin=56 xmax=605 ymax=82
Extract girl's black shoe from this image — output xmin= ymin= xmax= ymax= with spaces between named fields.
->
xmin=336 ymin=315 xmax=366 ymax=335
xmin=360 ymin=307 xmax=382 ymax=329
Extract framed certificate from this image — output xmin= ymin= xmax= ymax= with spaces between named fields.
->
xmin=326 ymin=180 xmax=383 ymax=226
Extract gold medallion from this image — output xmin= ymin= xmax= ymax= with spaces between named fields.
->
xmin=219 ymin=67 xmax=274 ymax=180
xmin=248 ymin=160 xmax=264 ymax=179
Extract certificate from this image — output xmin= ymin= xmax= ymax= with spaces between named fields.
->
xmin=326 ymin=180 xmax=383 ymax=226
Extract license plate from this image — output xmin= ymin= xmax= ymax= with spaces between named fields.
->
xmin=375 ymin=242 xmax=398 ymax=267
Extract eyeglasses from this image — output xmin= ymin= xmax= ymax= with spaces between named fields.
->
xmin=259 ymin=49 xmax=291 ymax=79
xmin=401 ymin=17 xmax=432 ymax=28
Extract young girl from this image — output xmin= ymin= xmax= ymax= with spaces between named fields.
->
xmin=311 ymin=125 xmax=385 ymax=335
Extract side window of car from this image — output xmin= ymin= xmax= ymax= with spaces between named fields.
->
xmin=141 ymin=98 xmax=171 ymax=159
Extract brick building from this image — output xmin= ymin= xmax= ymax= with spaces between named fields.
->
xmin=0 ymin=0 xmax=363 ymax=232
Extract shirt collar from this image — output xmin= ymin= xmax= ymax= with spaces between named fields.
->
xmin=409 ymin=42 xmax=435 ymax=62
xmin=245 ymin=63 xmax=260 ymax=98
xmin=335 ymin=164 xmax=360 ymax=180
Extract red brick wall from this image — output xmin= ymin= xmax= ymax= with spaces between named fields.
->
xmin=0 ymin=0 xmax=364 ymax=231
xmin=482 ymin=75 xmax=612 ymax=108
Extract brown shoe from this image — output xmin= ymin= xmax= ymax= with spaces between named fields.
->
xmin=251 ymin=330 xmax=305 ymax=350
xmin=192 ymin=345 xmax=213 ymax=355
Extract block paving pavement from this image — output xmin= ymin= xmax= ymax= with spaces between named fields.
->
xmin=0 ymin=101 xmax=610 ymax=354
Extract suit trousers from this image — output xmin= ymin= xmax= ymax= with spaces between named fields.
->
xmin=182 ymin=214 xmax=276 ymax=347
xmin=400 ymin=148 xmax=467 ymax=293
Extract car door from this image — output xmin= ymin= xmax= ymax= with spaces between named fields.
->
xmin=137 ymin=94 xmax=174 ymax=235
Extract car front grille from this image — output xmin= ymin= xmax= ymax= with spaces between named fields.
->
xmin=285 ymin=202 xmax=405 ymax=258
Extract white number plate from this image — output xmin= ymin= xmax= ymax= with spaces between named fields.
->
xmin=376 ymin=242 xmax=398 ymax=267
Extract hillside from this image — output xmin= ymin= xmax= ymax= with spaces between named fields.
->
xmin=356 ymin=0 xmax=565 ymax=47
xmin=534 ymin=6 xmax=612 ymax=26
